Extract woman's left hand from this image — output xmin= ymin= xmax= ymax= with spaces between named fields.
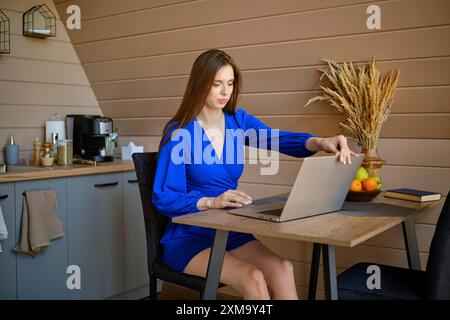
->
xmin=317 ymin=135 xmax=358 ymax=165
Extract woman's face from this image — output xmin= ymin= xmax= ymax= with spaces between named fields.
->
xmin=204 ymin=64 xmax=234 ymax=110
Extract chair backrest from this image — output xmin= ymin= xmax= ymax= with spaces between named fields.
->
xmin=132 ymin=152 xmax=169 ymax=273
xmin=425 ymin=188 xmax=450 ymax=299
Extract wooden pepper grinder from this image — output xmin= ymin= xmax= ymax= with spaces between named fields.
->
xmin=33 ymin=138 xmax=42 ymax=166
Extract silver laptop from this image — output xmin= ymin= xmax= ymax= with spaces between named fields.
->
xmin=229 ymin=154 xmax=364 ymax=222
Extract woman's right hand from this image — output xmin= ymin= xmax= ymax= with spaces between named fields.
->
xmin=197 ymin=190 xmax=253 ymax=210
xmin=211 ymin=189 xmax=253 ymax=208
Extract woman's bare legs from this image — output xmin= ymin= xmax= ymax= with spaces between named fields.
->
xmin=230 ymin=240 xmax=298 ymax=300
xmin=183 ymin=248 xmax=270 ymax=300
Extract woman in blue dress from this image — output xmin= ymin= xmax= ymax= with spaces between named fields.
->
xmin=153 ymin=49 xmax=356 ymax=299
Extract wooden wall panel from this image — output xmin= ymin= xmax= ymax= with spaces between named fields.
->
xmin=0 ymin=105 xmax=99 ymax=127
xmin=113 ymin=113 xmax=450 ymax=139
xmin=0 ymin=56 xmax=90 ymax=85
xmin=84 ymin=26 xmax=450 ymax=82
xmin=9 ymin=35 xmax=80 ymax=62
xmin=55 ymin=0 xmax=198 ymax=21
xmin=91 ymin=58 xmax=450 ymax=100
xmin=100 ymin=85 xmax=450 ymax=118
xmin=0 ymin=81 xmax=98 ymax=106
xmin=2 ymin=0 xmax=63 ymax=13
xmin=72 ymin=0 xmax=450 ymax=63
xmin=117 ymin=136 xmax=450 ymax=168
xmin=376 ymin=139 xmax=450 ymax=167
xmin=65 ymin=0 xmax=373 ymax=44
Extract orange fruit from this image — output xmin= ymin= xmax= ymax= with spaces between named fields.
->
xmin=363 ymin=177 xmax=378 ymax=192
xmin=350 ymin=179 xmax=362 ymax=192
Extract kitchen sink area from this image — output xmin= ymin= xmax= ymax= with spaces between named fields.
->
xmin=5 ymin=164 xmax=56 ymax=173
xmin=0 ymin=159 xmax=98 ymax=175
xmin=0 ymin=163 xmax=57 ymax=174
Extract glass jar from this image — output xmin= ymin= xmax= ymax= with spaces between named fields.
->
xmin=361 ymin=148 xmax=385 ymax=178
xmin=40 ymin=142 xmax=55 ymax=167
xmin=105 ymin=134 xmax=115 ymax=157
xmin=51 ymin=132 xmax=58 ymax=162
xmin=57 ymin=139 xmax=73 ymax=166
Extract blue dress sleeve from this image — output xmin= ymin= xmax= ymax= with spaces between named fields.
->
xmin=234 ymin=108 xmax=317 ymax=158
xmin=152 ymin=135 xmax=205 ymax=218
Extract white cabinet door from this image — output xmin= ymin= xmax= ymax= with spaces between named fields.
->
xmin=0 ymin=183 xmax=16 ymax=299
xmin=123 ymin=171 xmax=149 ymax=292
xmin=67 ymin=173 xmax=124 ymax=299
xmin=15 ymin=178 xmax=69 ymax=299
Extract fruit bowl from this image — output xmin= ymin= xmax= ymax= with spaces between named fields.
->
xmin=346 ymin=190 xmax=381 ymax=202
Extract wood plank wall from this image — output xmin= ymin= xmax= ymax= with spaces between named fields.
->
xmin=0 ymin=0 xmax=101 ymax=163
xmin=55 ymin=0 xmax=450 ymax=299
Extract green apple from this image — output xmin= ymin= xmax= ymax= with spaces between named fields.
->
xmin=355 ymin=167 xmax=369 ymax=182
xmin=372 ymin=176 xmax=382 ymax=190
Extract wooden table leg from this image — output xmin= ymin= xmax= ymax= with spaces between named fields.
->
xmin=402 ymin=218 xmax=421 ymax=270
xmin=322 ymin=244 xmax=338 ymax=300
xmin=308 ymin=243 xmax=322 ymax=300
xmin=201 ymin=229 xmax=229 ymax=300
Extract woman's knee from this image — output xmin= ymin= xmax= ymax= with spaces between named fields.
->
xmin=246 ymin=267 xmax=266 ymax=286
xmin=265 ymin=258 xmax=294 ymax=282
xmin=239 ymin=267 xmax=269 ymax=297
xmin=279 ymin=259 xmax=294 ymax=275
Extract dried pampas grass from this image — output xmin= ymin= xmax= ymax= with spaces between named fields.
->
xmin=305 ymin=57 xmax=400 ymax=149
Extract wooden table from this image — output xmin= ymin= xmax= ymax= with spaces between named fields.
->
xmin=173 ymin=194 xmax=443 ymax=300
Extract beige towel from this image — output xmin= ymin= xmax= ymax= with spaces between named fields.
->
xmin=14 ymin=190 xmax=64 ymax=257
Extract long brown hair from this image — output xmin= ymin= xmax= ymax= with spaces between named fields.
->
xmin=159 ymin=49 xmax=242 ymax=150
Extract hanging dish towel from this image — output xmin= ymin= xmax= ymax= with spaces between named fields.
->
xmin=14 ymin=190 xmax=64 ymax=257
xmin=0 ymin=205 xmax=7 ymax=252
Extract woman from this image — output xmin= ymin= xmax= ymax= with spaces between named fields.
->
xmin=153 ymin=49 xmax=356 ymax=300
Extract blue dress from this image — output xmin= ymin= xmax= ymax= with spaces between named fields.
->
xmin=152 ymin=108 xmax=316 ymax=273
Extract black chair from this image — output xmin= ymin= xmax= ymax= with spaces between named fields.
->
xmin=337 ymin=189 xmax=450 ymax=300
xmin=132 ymin=152 xmax=224 ymax=299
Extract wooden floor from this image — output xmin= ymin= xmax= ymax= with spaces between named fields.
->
xmin=156 ymin=282 xmax=241 ymax=300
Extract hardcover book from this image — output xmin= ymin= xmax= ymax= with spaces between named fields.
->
xmin=384 ymin=188 xmax=441 ymax=202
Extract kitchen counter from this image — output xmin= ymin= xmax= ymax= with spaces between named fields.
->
xmin=0 ymin=164 xmax=153 ymax=300
xmin=0 ymin=160 xmax=135 ymax=183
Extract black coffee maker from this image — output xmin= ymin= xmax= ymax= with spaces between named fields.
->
xmin=66 ymin=115 xmax=115 ymax=162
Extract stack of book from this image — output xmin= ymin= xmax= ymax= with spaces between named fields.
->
xmin=384 ymin=188 xmax=442 ymax=202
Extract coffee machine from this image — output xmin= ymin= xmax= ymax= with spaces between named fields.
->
xmin=66 ymin=115 xmax=115 ymax=162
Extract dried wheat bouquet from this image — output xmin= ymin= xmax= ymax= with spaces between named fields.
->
xmin=305 ymin=57 xmax=400 ymax=149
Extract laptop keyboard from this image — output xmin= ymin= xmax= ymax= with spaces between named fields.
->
xmin=259 ymin=208 xmax=283 ymax=216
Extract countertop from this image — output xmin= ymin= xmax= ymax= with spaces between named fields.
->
xmin=0 ymin=160 xmax=135 ymax=183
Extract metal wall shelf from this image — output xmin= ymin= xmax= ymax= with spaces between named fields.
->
xmin=0 ymin=9 xmax=10 ymax=53
xmin=23 ymin=4 xmax=56 ymax=38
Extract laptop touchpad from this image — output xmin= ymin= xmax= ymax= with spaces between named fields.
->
xmin=252 ymin=197 xmax=286 ymax=206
